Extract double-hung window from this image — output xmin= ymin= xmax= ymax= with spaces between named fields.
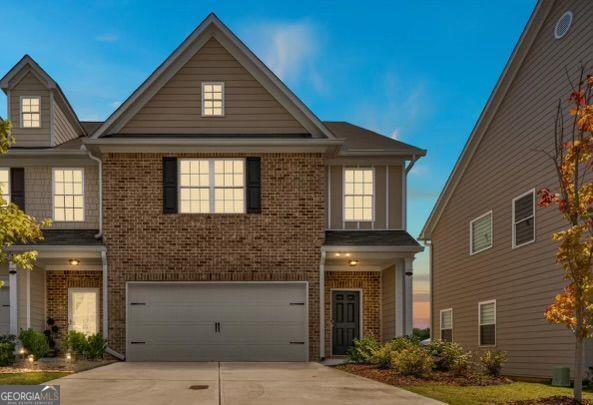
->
xmin=470 ymin=211 xmax=492 ymax=254
xmin=21 ymin=97 xmax=41 ymax=128
xmin=440 ymin=308 xmax=453 ymax=342
xmin=513 ymin=189 xmax=535 ymax=248
xmin=53 ymin=168 xmax=84 ymax=222
xmin=344 ymin=168 xmax=374 ymax=222
xmin=479 ymin=300 xmax=496 ymax=346
xmin=179 ymin=159 xmax=244 ymax=214
xmin=0 ymin=169 xmax=9 ymax=204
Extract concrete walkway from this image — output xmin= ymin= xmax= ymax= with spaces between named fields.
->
xmin=46 ymin=362 xmax=442 ymax=405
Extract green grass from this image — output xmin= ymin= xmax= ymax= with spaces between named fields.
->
xmin=405 ymin=382 xmax=593 ymax=405
xmin=0 ymin=372 xmax=71 ymax=385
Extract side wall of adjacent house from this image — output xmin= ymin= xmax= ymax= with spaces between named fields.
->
xmin=431 ymin=0 xmax=593 ymax=378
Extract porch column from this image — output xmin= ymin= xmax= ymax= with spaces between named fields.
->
xmin=319 ymin=251 xmax=326 ymax=360
xmin=404 ymin=257 xmax=414 ymax=336
xmin=8 ymin=261 xmax=18 ymax=335
xmin=395 ymin=260 xmax=404 ymax=337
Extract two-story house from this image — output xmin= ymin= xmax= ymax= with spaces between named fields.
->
xmin=0 ymin=14 xmax=425 ymax=361
xmin=420 ymin=0 xmax=593 ymax=378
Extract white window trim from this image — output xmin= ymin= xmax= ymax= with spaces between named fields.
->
xmin=19 ymin=96 xmax=41 ymax=128
xmin=52 ymin=167 xmax=85 ymax=222
xmin=201 ymin=82 xmax=225 ymax=117
xmin=178 ymin=158 xmax=246 ymax=214
xmin=469 ymin=210 xmax=493 ymax=255
xmin=512 ymin=188 xmax=536 ymax=249
xmin=439 ymin=308 xmax=453 ymax=341
xmin=478 ymin=299 xmax=496 ymax=347
xmin=342 ymin=166 xmax=375 ymax=224
xmin=68 ymin=288 xmax=100 ymax=335
xmin=0 ymin=168 xmax=10 ymax=204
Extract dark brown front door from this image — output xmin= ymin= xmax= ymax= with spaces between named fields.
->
xmin=332 ymin=290 xmax=360 ymax=355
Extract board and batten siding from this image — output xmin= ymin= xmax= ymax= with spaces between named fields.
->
xmin=121 ymin=37 xmax=307 ymax=134
xmin=431 ymin=0 xmax=593 ymax=378
xmin=9 ymin=72 xmax=51 ymax=147
xmin=327 ymin=165 xmax=403 ymax=229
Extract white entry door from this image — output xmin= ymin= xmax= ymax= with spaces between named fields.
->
xmin=69 ymin=288 xmax=99 ymax=335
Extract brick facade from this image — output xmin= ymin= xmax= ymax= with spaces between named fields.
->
xmin=324 ymin=271 xmax=381 ymax=357
xmin=46 ymin=270 xmax=103 ymax=342
xmin=102 ymin=153 xmax=326 ymax=360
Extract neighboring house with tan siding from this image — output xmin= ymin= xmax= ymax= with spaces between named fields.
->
xmin=0 ymin=14 xmax=426 ymax=361
xmin=420 ymin=0 xmax=593 ymax=378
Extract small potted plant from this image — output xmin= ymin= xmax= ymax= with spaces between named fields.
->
xmin=43 ymin=318 xmax=60 ymax=357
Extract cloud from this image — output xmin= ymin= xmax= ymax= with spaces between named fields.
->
xmin=96 ymin=34 xmax=118 ymax=43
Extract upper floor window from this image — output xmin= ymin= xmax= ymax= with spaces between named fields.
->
xmin=21 ymin=97 xmax=41 ymax=128
xmin=179 ymin=159 xmax=244 ymax=214
xmin=201 ymin=82 xmax=224 ymax=116
xmin=440 ymin=308 xmax=453 ymax=342
xmin=512 ymin=189 xmax=535 ymax=248
xmin=0 ymin=168 xmax=9 ymax=204
xmin=53 ymin=168 xmax=84 ymax=222
xmin=470 ymin=211 xmax=492 ymax=255
xmin=479 ymin=300 xmax=496 ymax=346
xmin=344 ymin=168 xmax=374 ymax=222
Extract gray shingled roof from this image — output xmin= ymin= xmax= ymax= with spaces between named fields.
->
xmin=324 ymin=230 xmax=421 ymax=247
xmin=31 ymin=230 xmax=102 ymax=245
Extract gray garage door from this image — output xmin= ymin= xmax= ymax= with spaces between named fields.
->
xmin=127 ymin=282 xmax=308 ymax=361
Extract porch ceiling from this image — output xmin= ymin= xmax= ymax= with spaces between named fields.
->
xmin=324 ymin=250 xmax=408 ymax=272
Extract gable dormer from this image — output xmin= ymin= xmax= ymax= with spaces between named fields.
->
xmin=0 ymin=56 xmax=84 ymax=148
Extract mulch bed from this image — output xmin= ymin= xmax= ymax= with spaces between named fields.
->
xmin=336 ymin=363 xmax=511 ymax=387
xmin=0 ymin=357 xmax=117 ymax=374
xmin=507 ymin=396 xmax=593 ymax=405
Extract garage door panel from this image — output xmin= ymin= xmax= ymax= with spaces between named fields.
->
xmin=127 ymin=283 xmax=308 ymax=362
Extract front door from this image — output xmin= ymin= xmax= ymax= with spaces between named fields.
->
xmin=68 ymin=288 xmax=99 ymax=335
xmin=332 ymin=290 xmax=360 ymax=355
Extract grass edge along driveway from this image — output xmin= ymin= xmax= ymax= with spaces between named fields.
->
xmin=0 ymin=372 xmax=71 ymax=385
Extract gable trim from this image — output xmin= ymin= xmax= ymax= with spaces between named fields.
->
xmin=92 ymin=14 xmax=334 ymax=140
xmin=419 ymin=0 xmax=553 ymax=240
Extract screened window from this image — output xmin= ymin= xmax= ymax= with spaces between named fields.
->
xmin=440 ymin=309 xmax=453 ymax=342
xmin=344 ymin=168 xmax=373 ymax=222
xmin=0 ymin=168 xmax=9 ymax=204
xmin=479 ymin=301 xmax=496 ymax=346
xmin=21 ymin=97 xmax=41 ymax=128
xmin=513 ymin=190 xmax=535 ymax=248
xmin=201 ymin=82 xmax=224 ymax=116
xmin=179 ymin=159 xmax=244 ymax=214
xmin=470 ymin=212 xmax=492 ymax=254
xmin=53 ymin=169 xmax=84 ymax=222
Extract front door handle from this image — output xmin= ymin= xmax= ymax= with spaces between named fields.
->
xmin=214 ymin=322 xmax=220 ymax=333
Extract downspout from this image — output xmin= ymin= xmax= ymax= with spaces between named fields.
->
xmin=319 ymin=250 xmax=326 ymax=360
xmin=83 ymin=146 xmax=103 ymax=240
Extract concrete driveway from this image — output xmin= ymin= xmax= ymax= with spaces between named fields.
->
xmin=46 ymin=362 xmax=442 ymax=405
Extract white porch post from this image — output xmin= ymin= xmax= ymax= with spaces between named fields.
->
xmin=319 ymin=251 xmax=326 ymax=359
xmin=395 ymin=259 xmax=404 ymax=337
xmin=101 ymin=251 xmax=108 ymax=339
xmin=404 ymin=257 xmax=414 ymax=336
xmin=8 ymin=261 xmax=18 ymax=335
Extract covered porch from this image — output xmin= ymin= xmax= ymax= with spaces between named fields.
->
xmin=320 ymin=230 xmax=422 ymax=358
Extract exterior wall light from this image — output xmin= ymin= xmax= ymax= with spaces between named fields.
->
xmin=348 ymin=260 xmax=358 ymax=266
xmin=69 ymin=259 xmax=80 ymax=266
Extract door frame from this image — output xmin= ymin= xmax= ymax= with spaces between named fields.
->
xmin=68 ymin=288 xmax=100 ymax=334
xmin=125 ymin=281 xmax=310 ymax=361
xmin=330 ymin=288 xmax=364 ymax=356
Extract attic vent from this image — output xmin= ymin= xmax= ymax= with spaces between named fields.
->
xmin=554 ymin=11 xmax=573 ymax=39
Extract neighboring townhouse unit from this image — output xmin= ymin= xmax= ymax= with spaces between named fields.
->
xmin=0 ymin=14 xmax=425 ymax=361
xmin=420 ymin=0 xmax=593 ymax=378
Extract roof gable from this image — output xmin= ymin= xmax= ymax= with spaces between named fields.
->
xmin=92 ymin=14 xmax=334 ymax=139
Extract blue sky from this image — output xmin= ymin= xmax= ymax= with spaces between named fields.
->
xmin=0 ymin=0 xmax=537 ymax=328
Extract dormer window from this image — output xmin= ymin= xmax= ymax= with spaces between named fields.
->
xmin=201 ymin=82 xmax=224 ymax=116
xmin=21 ymin=97 xmax=41 ymax=128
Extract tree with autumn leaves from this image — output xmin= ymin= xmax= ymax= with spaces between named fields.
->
xmin=0 ymin=120 xmax=48 ymax=284
xmin=538 ymin=67 xmax=593 ymax=402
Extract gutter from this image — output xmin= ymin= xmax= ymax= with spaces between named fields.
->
xmin=82 ymin=146 xmax=103 ymax=239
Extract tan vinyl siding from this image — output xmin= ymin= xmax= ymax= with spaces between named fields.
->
xmin=9 ymin=72 xmax=51 ymax=147
xmin=382 ymin=265 xmax=396 ymax=341
xmin=53 ymin=100 xmax=79 ymax=146
xmin=327 ymin=164 xmax=403 ymax=229
xmin=431 ymin=0 xmax=593 ymax=378
xmin=29 ymin=268 xmax=45 ymax=331
xmin=121 ymin=38 xmax=307 ymax=134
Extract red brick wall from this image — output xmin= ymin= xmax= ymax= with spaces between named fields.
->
xmin=46 ymin=270 xmax=103 ymax=342
xmin=324 ymin=271 xmax=381 ymax=357
xmin=102 ymin=153 xmax=325 ymax=359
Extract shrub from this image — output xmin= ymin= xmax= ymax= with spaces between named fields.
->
xmin=347 ymin=337 xmax=380 ymax=363
xmin=427 ymin=340 xmax=467 ymax=371
xmin=0 ymin=334 xmax=16 ymax=344
xmin=18 ymin=329 xmax=49 ymax=359
xmin=85 ymin=334 xmax=107 ymax=360
xmin=480 ymin=350 xmax=508 ymax=376
xmin=44 ymin=318 xmax=59 ymax=351
xmin=391 ymin=346 xmax=434 ymax=377
xmin=63 ymin=331 xmax=88 ymax=358
xmin=451 ymin=351 xmax=472 ymax=376
xmin=370 ymin=337 xmax=419 ymax=368
xmin=0 ymin=342 xmax=15 ymax=366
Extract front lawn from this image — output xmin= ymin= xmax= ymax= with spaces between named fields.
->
xmin=0 ymin=372 xmax=71 ymax=385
